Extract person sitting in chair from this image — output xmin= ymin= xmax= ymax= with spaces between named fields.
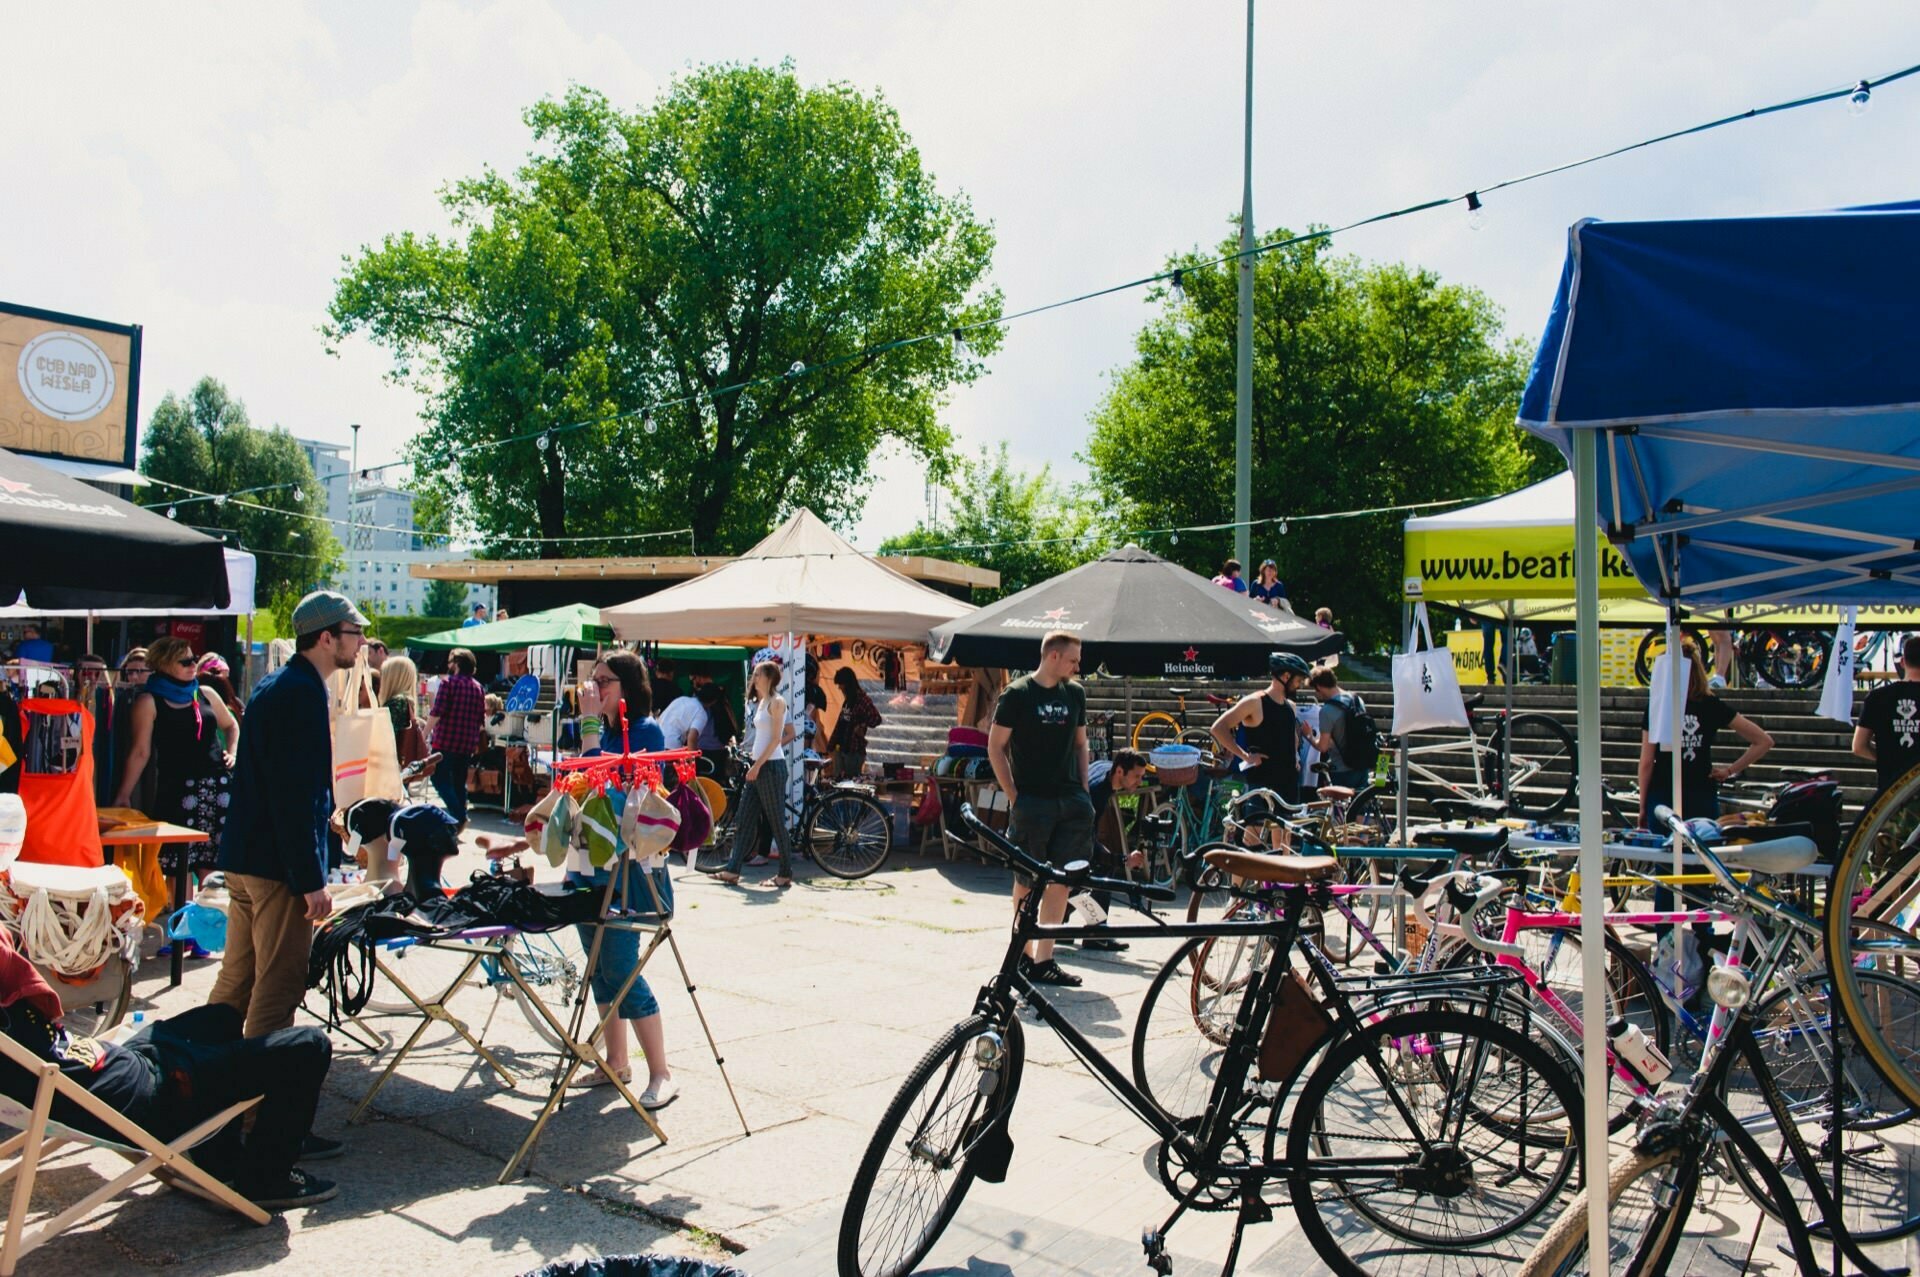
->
xmin=0 ymin=926 xmax=338 ymax=1209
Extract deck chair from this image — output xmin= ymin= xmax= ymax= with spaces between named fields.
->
xmin=0 ymin=1031 xmax=268 ymax=1275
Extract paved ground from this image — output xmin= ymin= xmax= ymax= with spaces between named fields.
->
xmin=17 ymin=814 xmax=1920 ymax=1276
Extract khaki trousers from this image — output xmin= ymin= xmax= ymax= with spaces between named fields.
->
xmin=208 ymin=872 xmax=313 ymax=1038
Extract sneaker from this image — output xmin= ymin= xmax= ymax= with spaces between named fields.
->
xmin=1080 ymin=936 xmax=1130 ymax=953
xmin=638 ymin=1076 xmax=679 ymax=1110
xmin=299 ymin=1132 xmax=344 ymax=1162
xmin=237 ymin=1167 xmax=337 ymax=1211
xmin=1024 ymin=959 xmax=1083 ymax=987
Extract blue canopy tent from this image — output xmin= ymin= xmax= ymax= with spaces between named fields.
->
xmin=1517 ymin=202 xmax=1920 ymax=1262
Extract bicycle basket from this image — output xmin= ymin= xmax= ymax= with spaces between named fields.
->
xmin=1149 ymin=744 xmax=1202 ymax=787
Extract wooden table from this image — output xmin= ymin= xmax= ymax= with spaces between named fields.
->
xmin=99 ymin=820 xmax=211 ymax=989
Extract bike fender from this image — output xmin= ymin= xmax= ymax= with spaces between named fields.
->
xmin=969 ymin=1123 xmax=1015 ymax=1184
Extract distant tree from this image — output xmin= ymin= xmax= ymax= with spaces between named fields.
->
xmin=423 ymin=577 xmax=468 ymax=619
xmin=138 ymin=378 xmax=339 ymax=600
xmin=326 ymin=65 xmax=1002 ymax=558
xmin=1085 ymin=229 xmax=1551 ymax=649
xmin=880 ymin=444 xmax=1102 ymax=601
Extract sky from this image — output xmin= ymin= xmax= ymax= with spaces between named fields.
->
xmin=5 ymin=1 xmax=1918 ymax=552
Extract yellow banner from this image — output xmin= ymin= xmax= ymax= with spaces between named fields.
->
xmin=1404 ymin=525 xmax=1643 ymax=602
xmin=1446 ymin=623 xmax=1640 ymax=687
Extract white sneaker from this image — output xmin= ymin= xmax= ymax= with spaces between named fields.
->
xmin=638 ymin=1076 xmax=679 ymax=1110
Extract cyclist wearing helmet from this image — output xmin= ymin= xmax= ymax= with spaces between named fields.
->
xmin=1210 ymin=651 xmax=1316 ymax=807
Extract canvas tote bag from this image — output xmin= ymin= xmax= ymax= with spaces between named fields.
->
xmin=1817 ymin=606 xmax=1859 ymax=725
xmin=1391 ymin=603 xmax=1470 ymax=735
xmin=332 ymin=655 xmax=405 ymax=807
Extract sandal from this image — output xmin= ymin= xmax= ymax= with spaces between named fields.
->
xmin=711 ymin=871 xmax=741 ymax=885
xmin=1023 ymin=958 xmax=1083 ymax=987
xmin=771 ymin=876 xmax=793 ymax=888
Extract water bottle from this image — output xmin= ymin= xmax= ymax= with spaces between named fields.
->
xmin=1608 ymin=1016 xmax=1672 ymax=1088
xmin=130 ymin=1012 xmax=146 ymax=1030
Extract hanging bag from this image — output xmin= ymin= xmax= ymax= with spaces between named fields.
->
xmin=1817 ymin=606 xmax=1859 ymax=725
xmin=332 ymin=655 xmax=405 ymax=808
xmin=1390 ymin=604 xmax=1469 ymax=735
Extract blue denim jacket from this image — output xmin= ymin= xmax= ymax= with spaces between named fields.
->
xmin=216 ymin=654 xmax=332 ymax=894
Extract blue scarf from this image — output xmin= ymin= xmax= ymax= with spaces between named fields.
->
xmin=146 ymin=672 xmax=200 ymax=707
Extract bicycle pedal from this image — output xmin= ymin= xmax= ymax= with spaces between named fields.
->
xmin=1141 ymin=1227 xmax=1172 ymax=1275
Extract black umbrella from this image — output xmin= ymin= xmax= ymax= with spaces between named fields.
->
xmin=928 ymin=544 xmax=1343 ymax=676
xmin=0 ymin=449 xmax=230 ymax=609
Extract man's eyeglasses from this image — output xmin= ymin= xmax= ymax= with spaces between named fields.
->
xmin=338 ymin=627 xmax=365 ymax=639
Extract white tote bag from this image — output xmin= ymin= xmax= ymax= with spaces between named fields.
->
xmin=332 ymin=654 xmax=406 ymax=807
xmin=1817 ymin=606 xmax=1859 ymax=725
xmin=1391 ymin=603 xmax=1470 ymax=735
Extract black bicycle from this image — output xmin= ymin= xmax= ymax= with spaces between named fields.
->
xmin=838 ymin=807 xmax=1589 ymax=1277
xmin=702 ymin=747 xmax=894 ymax=879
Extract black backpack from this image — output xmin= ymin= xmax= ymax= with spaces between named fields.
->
xmin=1331 ymin=693 xmax=1381 ymax=775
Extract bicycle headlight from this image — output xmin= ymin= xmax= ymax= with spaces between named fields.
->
xmin=1706 ymin=964 xmax=1751 ymax=1010
xmin=973 ymin=1030 xmax=1005 ymax=1070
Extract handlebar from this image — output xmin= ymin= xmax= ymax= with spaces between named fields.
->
xmin=958 ymin=804 xmax=1178 ymax=907
xmin=1436 ymin=870 xmax=1527 ymax=961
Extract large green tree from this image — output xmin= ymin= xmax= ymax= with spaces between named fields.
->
xmin=1086 ymin=230 xmax=1557 ymax=649
xmin=325 ymin=64 xmax=1001 ymax=557
xmin=879 ymin=444 xmax=1102 ymax=601
xmin=423 ymin=577 xmax=469 ymax=619
xmin=138 ymin=378 xmax=339 ymax=601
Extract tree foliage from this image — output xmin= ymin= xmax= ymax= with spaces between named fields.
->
xmin=423 ymin=577 xmax=468 ymax=619
xmin=879 ymin=444 xmax=1101 ymax=601
xmin=137 ymin=378 xmax=339 ymax=601
xmin=1085 ymin=231 xmax=1556 ymax=649
xmin=326 ymin=64 xmax=1001 ymax=558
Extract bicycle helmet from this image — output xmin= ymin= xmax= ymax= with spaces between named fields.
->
xmin=1267 ymin=651 xmax=1312 ymax=678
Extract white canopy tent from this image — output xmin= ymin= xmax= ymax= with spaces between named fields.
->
xmin=601 ymin=509 xmax=973 ymax=643
xmin=0 ymin=549 xmax=257 ymax=620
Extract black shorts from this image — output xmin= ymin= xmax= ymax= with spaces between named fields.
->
xmin=1008 ymin=791 xmax=1096 ymax=885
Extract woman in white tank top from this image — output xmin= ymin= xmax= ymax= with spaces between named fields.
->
xmin=713 ymin=660 xmax=797 ymax=886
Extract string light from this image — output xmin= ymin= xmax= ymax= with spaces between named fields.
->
xmin=1465 ymin=191 xmax=1485 ymax=231
xmin=1169 ymin=268 xmax=1185 ymax=301
xmin=1850 ymin=79 xmax=1873 ymax=115
xmin=166 ymin=506 xmax=178 ymax=520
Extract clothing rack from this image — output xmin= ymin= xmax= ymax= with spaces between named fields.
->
xmin=501 ymin=745 xmax=751 ymax=1183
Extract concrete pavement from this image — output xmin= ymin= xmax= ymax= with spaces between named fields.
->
xmin=16 ymin=814 xmax=1915 ymax=1275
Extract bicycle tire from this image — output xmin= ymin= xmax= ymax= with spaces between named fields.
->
xmin=1134 ymin=934 xmax=1247 ymax=1122
xmin=808 ymin=790 xmax=893 ymax=879
xmin=1758 ymin=629 xmax=1830 ymax=690
xmin=1513 ymin=1145 xmax=1697 ymax=1277
xmin=1440 ymin=925 xmax=1665 ymax=1134
xmin=1720 ymin=969 xmax=1920 ymax=1242
xmin=1283 ymin=1007 xmax=1585 ymax=1273
xmin=1486 ymin=712 xmax=1576 ymax=820
xmin=362 ymin=939 xmax=483 ymax=1017
xmin=1632 ymin=626 xmax=1712 ymax=689
xmin=838 ymin=1012 xmax=1025 ymax=1277
xmin=1825 ymin=762 xmax=1920 ymax=1112
xmin=1131 ymin=711 xmax=1182 ymax=753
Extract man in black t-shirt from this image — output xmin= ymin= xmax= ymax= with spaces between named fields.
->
xmin=988 ymin=630 xmax=1093 ymax=987
xmin=1855 ymin=635 xmax=1920 ymax=797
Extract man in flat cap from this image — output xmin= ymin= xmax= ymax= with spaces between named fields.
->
xmin=209 ymin=590 xmax=367 ymax=1039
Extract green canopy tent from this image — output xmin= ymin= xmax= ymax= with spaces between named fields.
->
xmin=411 ymin=603 xmax=613 ymax=652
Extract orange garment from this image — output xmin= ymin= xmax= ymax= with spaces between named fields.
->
xmin=17 ymin=699 xmax=103 ymax=868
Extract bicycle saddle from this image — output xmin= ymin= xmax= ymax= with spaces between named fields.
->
xmin=1430 ymin=796 xmax=1508 ymax=823
xmin=1202 ymin=848 xmax=1338 ymax=884
xmin=1712 ymin=830 xmax=1819 ymax=875
xmin=1315 ymin=785 xmax=1356 ymax=803
xmin=1411 ymin=825 xmax=1511 ymax=855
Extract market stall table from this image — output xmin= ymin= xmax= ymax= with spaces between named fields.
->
xmin=98 ymin=818 xmax=210 ymax=989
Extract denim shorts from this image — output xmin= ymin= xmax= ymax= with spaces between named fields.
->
xmin=565 ymin=866 xmax=671 ymax=1020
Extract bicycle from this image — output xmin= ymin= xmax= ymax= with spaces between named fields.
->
xmin=1519 ymin=805 xmax=1920 ymax=1276
xmin=1380 ymin=691 xmax=1577 ymax=820
xmin=703 ymin=746 xmax=895 ymax=879
xmin=839 ymin=805 xmax=1589 ymax=1277
xmin=1126 ymin=685 xmax=1233 ymax=754
xmin=1633 ymin=625 xmax=1832 ymax=690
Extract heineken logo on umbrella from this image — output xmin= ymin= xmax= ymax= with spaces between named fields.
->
xmin=1164 ymin=645 xmax=1214 ymax=676
xmin=0 ymin=471 xmax=120 ymax=518
xmin=999 ymin=606 xmax=1086 ymax=632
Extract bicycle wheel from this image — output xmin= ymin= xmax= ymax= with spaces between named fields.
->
xmin=1513 ymin=1145 xmax=1699 ymax=1277
xmin=1632 ymin=626 xmax=1712 ymax=688
xmin=1487 ymin=712 xmax=1576 ymax=820
xmin=1720 ymin=969 xmax=1920 ymax=1242
xmin=1284 ymin=1007 xmax=1585 ymax=1274
xmin=1131 ymin=711 xmax=1182 ymax=752
xmin=808 ymin=790 xmax=893 ymax=879
xmin=1134 ymin=935 xmax=1244 ymax=1121
xmin=363 ymin=938 xmax=485 ymax=1016
xmin=1826 ymin=763 xmax=1920 ymax=1111
xmin=499 ymin=931 xmax=583 ymax=1051
xmin=1444 ymin=925 xmax=1666 ymax=1134
xmin=1757 ymin=629 xmax=1830 ymax=690
xmin=838 ymin=1012 xmax=1025 ymax=1277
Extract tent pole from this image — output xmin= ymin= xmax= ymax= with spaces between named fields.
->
xmin=1573 ymin=428 xmax=1612 ymax=1272
xmin=1396 ymin=602 xmax=1410 ymax=847
xmin=1667 ymin=607 xmax=1685 ymax=874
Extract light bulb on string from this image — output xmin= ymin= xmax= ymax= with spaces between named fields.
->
xmin=166 ymin=506 xmax=178 ymax=519
xmin=787 ymin=360 xmax=805 ymax=378
xmin=1849 ymin=80 xmax=1872 ymax=115
xmin=1465 ymin=191 xmax=1485 ymax=231
xmin=1169 ymin=269 xmax=1186 ymax=302
xmin=1278 ymin=519 xmax=1289 ymax=535
xmin=537 ymin=430 xmax=552 ymax=453
xmin=214 ymin=494 xmax=228 ymax=507
xmin=1169 ymin=532 xmax=1179 ymax=545
xmin=643 ymin=413 xmax=658 ymax=435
